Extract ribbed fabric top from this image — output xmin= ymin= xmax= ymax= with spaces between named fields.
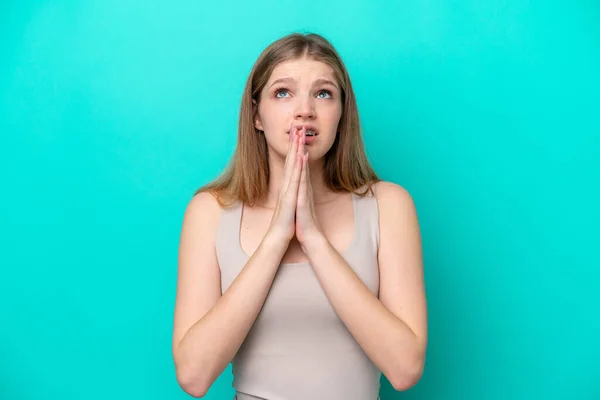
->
xmin=215 ymin=187 xmax=382 ymax=400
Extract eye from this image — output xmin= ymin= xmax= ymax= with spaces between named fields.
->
xmin=274 ymin=88 xmax=290 ymax=98
xmin=317 ymin=89 xmax=333 ymax=99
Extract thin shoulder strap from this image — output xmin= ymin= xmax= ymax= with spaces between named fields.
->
xmin=215 ymin=200 xmax=243 ymax=264
xmin=352 ymin=184 xmax=380 ymax=250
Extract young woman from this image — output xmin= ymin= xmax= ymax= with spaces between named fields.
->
xmin=172 ymin=32 xmax=428 ymax=400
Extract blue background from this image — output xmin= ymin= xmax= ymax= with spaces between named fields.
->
xmin=1 ymin=1 xmax=599 ymax=399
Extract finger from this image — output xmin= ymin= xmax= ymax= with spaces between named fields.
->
xmin=294 ymin=127 xmax=306 ymax=195
xmin=288 ymin=150 xmax=303 ymax=199
xmin=282 ymin=127 xmax=299 ymax=191
xmin=282 ymin=123 xmax=296 ymax=172
xmin=297 ymin=126 xmax=306 ymax=159
xmin=306 ymin=155 xmax=314 ymax=201
xmin=298 ymin=153 xmax=308 ymax=205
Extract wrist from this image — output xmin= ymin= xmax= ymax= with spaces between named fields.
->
xmin=299 ymin=231 xmax=328 ymax=255
xmin=262 ymin=231 xmax=291 ymax=255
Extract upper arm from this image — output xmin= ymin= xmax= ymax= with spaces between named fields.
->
xmin=172 ymin=191 xmax=223 ymax=359
xmin=376 ymin=181 xmax=428 ymax=350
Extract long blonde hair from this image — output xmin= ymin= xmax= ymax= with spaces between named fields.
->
xmin=196 ymin=32 xmax=380 ymax=207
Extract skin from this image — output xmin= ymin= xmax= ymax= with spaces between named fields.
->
xmin=253 ymin=56 xmax=343 ymax=208
xmin=172 ymin=57 xmax=428 ymax=397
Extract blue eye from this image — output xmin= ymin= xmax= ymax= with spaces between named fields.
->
xmin=274 ymin=88 xmax=333 ymax=99
xmin=275 ymin=88 xmax=289 ymax=98
xmin=317 ymin=90 xmax=333 ymax=99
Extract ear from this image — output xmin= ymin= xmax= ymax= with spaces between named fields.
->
xmin=252 ymin=98 xmax=264 ymax=131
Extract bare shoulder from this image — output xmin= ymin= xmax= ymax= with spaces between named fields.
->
xmin=373 ymin=181 xmax=417 ymax=213
xmin=173 ymin=190 xmax=224 ymax=355
xmin=183 ymin=191 xmax=223 ymax=225
xmin=372 ymin=180 xmax=421 ymax=252
xmin=179 ymin=191 xmax=228 ymax=243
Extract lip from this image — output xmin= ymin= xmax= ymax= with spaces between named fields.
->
xmin=287 ymin=124 xmax=319 ymax=135
xmin=304 ymin=134 xmax=317 ymax=144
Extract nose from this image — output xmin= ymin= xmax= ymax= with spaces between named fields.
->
xmin=293 ymin=93 xmax=316 ymax=121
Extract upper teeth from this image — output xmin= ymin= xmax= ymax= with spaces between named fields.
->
xmin=306 ymin=130 xmax=316 ymax=136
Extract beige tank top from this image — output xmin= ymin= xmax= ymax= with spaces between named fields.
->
xmin=215 ymin=187 xmax=382 ymax=400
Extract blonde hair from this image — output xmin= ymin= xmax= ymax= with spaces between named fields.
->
xmin=196 ymin=32 xmax=380 ymax=207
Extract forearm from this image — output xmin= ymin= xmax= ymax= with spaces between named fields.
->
xmin=175 ymin=234 xmax=287 ymax=393
xmin=303 ymin=235 xmax=425 ymax=388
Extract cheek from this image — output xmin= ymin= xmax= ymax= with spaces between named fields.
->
xmin=262 ymin=102 xmax=293 ymax=128
xmin=323 ymin=107 xmax=342 ymax=134
xmin=320 ymin=102 xmax=342 ymax=119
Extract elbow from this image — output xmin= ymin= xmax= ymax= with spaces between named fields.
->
xmin=175 ymin=365 xmax=212 ymax=398
xmin=388 ymin=354 xmax=426 ymax=392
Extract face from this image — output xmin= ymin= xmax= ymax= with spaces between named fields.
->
xmin=253 ymin=58 xmax=343 ymax=161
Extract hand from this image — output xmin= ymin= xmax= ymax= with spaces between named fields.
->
xmin=265 ymin=123 xmax=304 ymax=244
xmin=295 ymin=127 xmax=323 ymax=247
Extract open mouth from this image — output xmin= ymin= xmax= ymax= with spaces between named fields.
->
xmin=287 ymin=125 xmax=319 ymax=137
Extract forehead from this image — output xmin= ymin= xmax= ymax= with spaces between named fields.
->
xmin=268 ymin=58 xmax=336 ymax=83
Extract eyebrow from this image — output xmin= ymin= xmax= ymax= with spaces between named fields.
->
xmin=269 ymin=77 xmax=339 ymax=90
